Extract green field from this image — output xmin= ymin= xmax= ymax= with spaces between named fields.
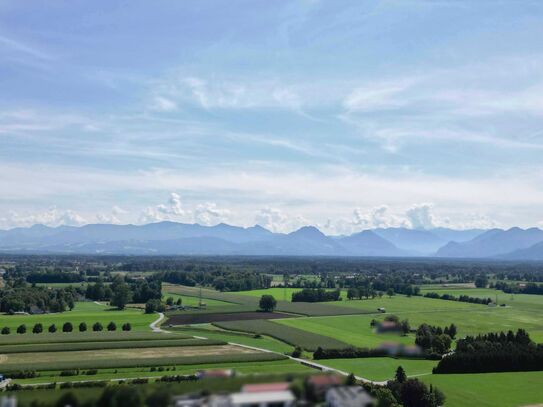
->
xmin=0 ymin=301 xmax=156 ymax=332
xmin=318 ymin=357 xmax=438 ymax=382
xmin=14 ymin=359 xmax=313 ymax=385
xmin=237 ymin=287 xmax=337 ymax=302
xmin=422 ymin=371 xmax=543 ymax=407
xmin=213 ymin=319 xmax=350 ymax=351
xmin=170 ymin=324 xmax=295 ymax=354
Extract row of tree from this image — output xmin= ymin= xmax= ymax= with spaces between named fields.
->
xmin=1 ymin=321 xmax=132 ymax=334
xmin=423 ymin=292 xmax=492 ymax=305
xmin=415 ymin=323 xmax=456 ymax=355
xmin=291 ymin=288 xmax=341 ymax=302
xmin=434 ymin=329 xmax=543 ymax=373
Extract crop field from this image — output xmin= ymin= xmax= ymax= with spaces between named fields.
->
xmin=422 ymin=371 xmax=543 ymax=407
xmin=170 ymin=324 xmax=295 ymax=353
xmin=0 ymin=331 xmax=183 ymax=345
xmin=166 ymin=311 xmax=294 ymax=325
xmin=319 ymin=357 xmax=438 ymax=382
xmin=162 ymin=290 xmax=232 ymax=309
xmin=0 ymin=337 xmax=223 ymax=354
xmin=164 ymin=284 xmax=367 ymax=316
xmin=0 ymin=301 xmax=155 ymax=332
xmin=0 ymin=343 xmax=287 ymax=372
xmin=213 ymin=319 xmax=350 ymax=351
xmin=13 ymin=359 xmax=314 ymax=385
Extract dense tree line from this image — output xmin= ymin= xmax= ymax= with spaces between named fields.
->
xmin=415 ymin=323 xmax=456 ymax=355
xmin=291 ymin=288 xmax=341 ymax=302
xmin=0 ymin=280 xmax=77 ymax=313
xmin=434 ymin=329 xmax=543 ymax=373
xmin=495 ymin=281 xmax=543 ymax=295
xmin=26 ymin=271 xmax=84 ymax=284
xmin=313 ymin=346 xmax=388 ymax=359
xmin=423 ymin=292 xmax=492 ymax=305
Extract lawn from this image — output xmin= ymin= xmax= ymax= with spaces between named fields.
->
xmin=170 ymin=324 xmax=295 ymax=353
xmin=278 ymin=314 xmax=413 ymax=348
xmin=0 ymin=301 xmax=156 ymax=333
xmin=213 ymin=319 xmax=350 ymax=351
xmin=14 ymin=359 xmax=313 ymax=385
xmin=318 ymin=357 xmax=438 ymax=382
xmin=422 ymin=371 xmax=543 ymax=407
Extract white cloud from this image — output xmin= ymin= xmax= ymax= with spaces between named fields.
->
xmin=0 ymin=208 xmax=87 ymax=229
xmin=194 ymin=203 xmax=231 ymax=226
xmin=255 ymin=207 xmax=308 ymax=233
xmin=139 ymin=192 xmax=188 ymax=223
xmin=405 ymin=203 xmax=435 ymax=230
xmin=149 ymin=96 xmax=177 ymax=112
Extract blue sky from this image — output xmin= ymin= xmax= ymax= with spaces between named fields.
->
xmin=1 ymin=0 xmax=543 ymax=232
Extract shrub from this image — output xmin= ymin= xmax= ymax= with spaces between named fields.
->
xmin=17 ymin=324 xmax=26 ymax=334
xmin=60 ymin=369 xmax=80 ymax=377
xmin=122 ymin=323 xmax=132 ymax=331
xmin=86 ymin=369 xmax=98 ymax=375
xmin=7 ymin=371 xmax=38 ymax=379
xmin=1 ymin=326 xmax=10 ymax=335
xmin=107 ymin=322 xmax=117 ymax=331
xmin=63 ymin=322 xmax=73 ymax=333
xmin=93 ymin=322 xmax=103 ymax=332
xmin=292 ymin=346 xmax=302 ymax=358
xmin=33 ymin=323 xmax=43 ymax=334
xmin=49 ymin=324 xmax=57 ymax=333
xmin=259 ymin=295 xmax=277 ymax=312
xmin=79 ymin=322 xmax=87 ymax=332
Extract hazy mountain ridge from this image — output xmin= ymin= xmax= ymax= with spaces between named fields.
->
xmin=0 ymin=222 xmax=541 ymax=259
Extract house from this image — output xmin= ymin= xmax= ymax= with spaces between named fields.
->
xmin=196 ymin=369 xmax=234 ymax=379
xmin=241 ymin=383 xmax=290 ymax=393
xmin=227 ymin=390 xmax=296 ymax=407
xmin=173 ymin=395 xmax=207 ymax=407
xmin=376 ymin=320 xmax=401 ymax=334
xmin=326 ymin=386 xmax=375 ymax=407
xmin=306 ymin=374 xmax=344 ymax=401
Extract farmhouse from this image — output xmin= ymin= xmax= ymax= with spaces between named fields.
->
xmin=325 ymin=386 xmax=375 ymax=407
xmin=376 ymin=320 xmax=401 ymax=333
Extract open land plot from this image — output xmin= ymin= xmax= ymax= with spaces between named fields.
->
xmin=278 ymin=315 xmax=414 ymax=348
xmin=0 ymin=331 xmax=187 ymax=345
xmin=170 ymin=324 xmax=294 ymax=354
xmin=422 ymin=371 xmax=543 ymax=407
xmin=167 ymin=311 xmax=294 ymax=325
xmin=0 ymin=338 xmax=223 ymax=354
xmin=162 ymin=291 xmax=232 ymax=309
xmin=213 ymin=319 xmax=350 ymax=351
xmin=0 ymin=344 xmax=287 ymax=372
xmin=13 ymin=359 xmax=314 ymax=385
xmin=318 ymin=357 xmax=438 ymax=382
xmin=0 ymin=301 xmax=156 ymax=332
xmin=237 ymin=287 xmax=338 ymax=301
xmin=164 ymin=284 xmax=367 ymax=316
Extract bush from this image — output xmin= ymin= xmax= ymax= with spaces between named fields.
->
xmin=107 ymin=322 xmax=117 ymax=331
xmin=93 ymin=322 xmax=103 ymax=332
xmin=1 ymin=326 xmax=10 ymax=335
xmin=33 ymin=323 xmax=43 ymax=334
xmin=60 ymin=369 xmax=80 ymax=377
xmin=86 ymin=369 xmax=98 ymax=375
xmin=49 ymin=324 xmax=57 ymax=333
xmin=79 ymin=322 xmax=87 ymax=332
xmin=122 ymin=323 xmax=132 ymax=331
xmin=17 ymin=324 xmax=26 ymax=334
xmin=63 ymin=322 xmax=73 ymax=333
xmin=259 ymin=295 xmax=277 ymax=312
xmin=292 ymin=346 xmax=302 ymax=358
xmin=7 ymin=370 xmax=38 ymax=379
xmin=145 ymin=299 xmax=165 ymax=314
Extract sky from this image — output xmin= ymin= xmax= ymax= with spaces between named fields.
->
xmin=1 ymin=0 xmax=543 ymax=233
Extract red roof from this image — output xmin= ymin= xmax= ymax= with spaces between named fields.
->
xmin=242 ymin=383 xmax=290 ymax=393
xmin=307 ymin=375 xmax=343 ymax=386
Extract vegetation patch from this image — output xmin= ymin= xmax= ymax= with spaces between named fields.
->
xmin=166 ymin=311 xmax=294 ymax=325
xmin=213 ymin=319 xmax=350 ymax=351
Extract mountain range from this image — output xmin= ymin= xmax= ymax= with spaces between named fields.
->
xmin=0 ymin=222 xmax=543 ymax=260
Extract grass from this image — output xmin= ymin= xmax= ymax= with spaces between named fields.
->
xmin=278 ymin=314 xmax=414 ymax=348
xmin=317 ymin=357 xmax=438 ymax=382
xmin=422 ymin=371 xmax=543 ymax=407
xmin=170 ymin=324 xmax=295 ymax=354
xmin=162 ymin=291 xmax=232 ymax=309
xmin=0 ymin=301 xmax=156 ymax=332
xmin=13 ymin=359 xmax=314 ymax=385
xmin=1 ymin=345 xmax=287 ymax=372
xmin=0 ymin=338 xmax=224 ymax=354
xmin=237 ymin=287 xmax=337 ymax=302
xmin=213 ymin=319 xmax=350 ymax=351
xmin=0 ymin=331 xmax=184 ymax=345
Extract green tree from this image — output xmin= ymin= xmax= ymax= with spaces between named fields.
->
xmin=122 ymin=323 xmax=132 ymax=331
xmin=387 ymin=288 xmax=395 ymax=298
xmin=79 ymin=322 xmax=87 ymax=332
xmin=32 ymin=323 xmax=43 ymax=334
xmin=166 ymin=297 xmax=174 ymax=306
xmin=49 ymin=324 xmax=57 ymax=333
xmin=93 ymin=322 xmax=103 ymax=332
xmin=395 ymin=366 xmax=407 ymax=383
xmin=56 ymin=391 xmax=79 ymax=407
xmin=259 ymin=295 xmax=277 ymax=312
xmin=1 ymin=327 xmax=10 ymax=335
xmin=110 ymin=276 xmax=132 ymax=310
xmin=107 ymin=321 xmax=117 ymax=331
xmin=345 ymin=373 xmax=357 ymax=385
xmin=400 ymin=319 xmax=411 ymax=335
xmin=145 ymin=299 xmax=165 ymax=314
xmin=63 ymin=322 xmax=73 ymax=332
xmin=17 ymin=324 xmax=26 ymax=334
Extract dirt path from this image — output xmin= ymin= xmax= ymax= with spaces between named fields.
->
xmin=150 ymin=312 xmax=169 ymax=333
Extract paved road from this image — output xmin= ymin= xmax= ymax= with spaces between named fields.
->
xmin=149 ymin=313 xmax=170 ymax=333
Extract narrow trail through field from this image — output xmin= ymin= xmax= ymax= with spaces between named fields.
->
xmin=150 ymin=313 xmax=170 ymax=333
xmin=226 ymin=341 xmax=388 ymax=385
